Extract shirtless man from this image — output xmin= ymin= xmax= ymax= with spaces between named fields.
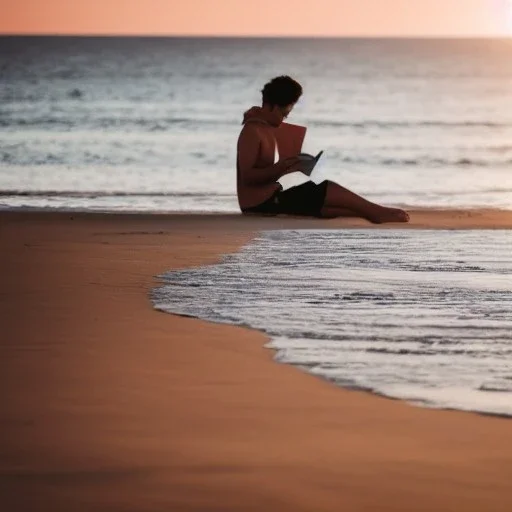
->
xmin=237 ymin=75 xmax=410 ymax=223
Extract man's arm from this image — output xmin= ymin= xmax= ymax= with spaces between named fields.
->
xmin=237 ymin=124 xmax=299 ymax=186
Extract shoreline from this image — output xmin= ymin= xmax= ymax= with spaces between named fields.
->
xmin=2 ymin=210 xmax=512 ymax=511
xmin=150 ymin=220 xmax=512 ymax=420
xmin=3 ymin=206 xmax=512 ymax=228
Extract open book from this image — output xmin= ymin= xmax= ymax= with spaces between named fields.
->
xmin=274 ymin=122 xmax=323 ymax=176
xmin=297 ymin=150 xmax=323 ymax=176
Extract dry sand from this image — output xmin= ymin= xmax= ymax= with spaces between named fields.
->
xmin=1 ymin=209 xmax=512 ymax=512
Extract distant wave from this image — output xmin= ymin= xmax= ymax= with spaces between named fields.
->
xmin=312 ymin=119 xmax=512 ymax=129
xmin=5 ymin=188 xmax=509 ymax=200
xmin=0 ymin=116 xmax=236 ymax=130
xmin=2 ymin=152 xmax=511 ymax=168
xmin=478 ymin=384 xmax=512 ymax=393
xmin=2 ymin=114 xmax=512 ymax=131
xmin=0 ymin=190 xmax=234 ymax=198
xmin=410 ymin=188 xmax=512 ymax=196
xmin=337 ymin=155 xmax=512 ymax=167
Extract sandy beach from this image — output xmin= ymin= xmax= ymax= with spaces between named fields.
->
xmin=1 ymin=209 xmax=512 ymax=512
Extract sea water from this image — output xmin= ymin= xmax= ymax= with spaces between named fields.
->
xmin=2 ymin=36 xmax=512 ymax=212
xmin=152 ymin=229 xmax=512 ymax=417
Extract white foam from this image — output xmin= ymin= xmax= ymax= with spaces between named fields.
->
xmin=152 ymin=229 xmax=512 ymax=417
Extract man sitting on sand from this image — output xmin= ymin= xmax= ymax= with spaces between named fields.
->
xmin=236 ymin=75 xmax=410 ymax=223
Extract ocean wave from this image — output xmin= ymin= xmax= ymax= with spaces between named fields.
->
xmin=2 ymin=113 xmax=512 ymax=132
xmin=3 ymin=150 xmax=511 ymax=169
xmin=152 ymin=227 xmax=512 ymax=416
xmin=311 ymin=119 xmax=512 ymax=129
xmin=0 ymin=190 xmax=234 ymax=198
xmin=0 ymin=115 xmax=236 ymax=130
xmin=365 ymin=347 xmax=512 ymax=356
xmin=337 ymin=155 xmax=512 ymax=167
xmin=410 ymin=187 xmax=512 ymax=196
xmin=478 ymin=383 xmax=512 ymax=393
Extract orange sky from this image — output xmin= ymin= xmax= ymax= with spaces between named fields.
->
xmin=2 ymin=0 xmax=511 ymax=37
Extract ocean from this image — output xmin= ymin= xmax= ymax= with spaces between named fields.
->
xmin=1 ymin=36 xmax=512 ymax=212
xmin=2 ymin=36 xmax=511 ymax=416
xmin=152 ymin=229 xmax=512 ymax=417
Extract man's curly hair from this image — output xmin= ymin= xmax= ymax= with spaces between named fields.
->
xmin=261 ymin=75 xmax=303 ymax=107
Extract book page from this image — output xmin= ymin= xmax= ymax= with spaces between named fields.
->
xmin=274 ymin=122 xmax=307 ymax=160
xmin=298 ymin=150 xmax=323 ymax=176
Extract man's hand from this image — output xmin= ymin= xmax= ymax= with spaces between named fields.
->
xmin=277 ymin=156 xmax=302 ymax=175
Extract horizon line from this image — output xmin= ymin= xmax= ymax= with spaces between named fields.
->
xmin=1 ymin=33 xmax=511 ymax=40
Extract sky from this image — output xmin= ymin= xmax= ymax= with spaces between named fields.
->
xmin=2 ymin=0 xmax=512 ymax=37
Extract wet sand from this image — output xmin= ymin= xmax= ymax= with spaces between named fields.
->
xmin=1 ymin=210 xmax=512 ymax=511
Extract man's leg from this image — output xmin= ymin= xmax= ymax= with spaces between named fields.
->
xmin=321 ymin=181 xmax=409 ymax=223
xmin=319 ymin=207 xmax=360 ymax=219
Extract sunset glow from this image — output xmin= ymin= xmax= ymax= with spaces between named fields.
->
xmin=0 ymin=0 xmax=511 ymax=37
xmin=507 ymin=0 xmax=512 ymax=33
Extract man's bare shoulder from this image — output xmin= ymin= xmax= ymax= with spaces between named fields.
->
xmin=240 ymin=121 xmax=267 ymax=134
xmin=238 ymin=121 xmax=272 ymax=145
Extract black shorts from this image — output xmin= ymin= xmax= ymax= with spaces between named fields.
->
xmin=242 ymin=180 xmax=328 ymax=218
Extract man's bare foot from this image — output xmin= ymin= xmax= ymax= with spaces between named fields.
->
xmin=370 ymin=207 xmax=410 ymax=224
